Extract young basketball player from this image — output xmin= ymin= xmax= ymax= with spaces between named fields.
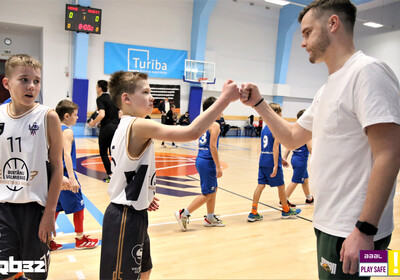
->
xmin=282 ymin=109 xmax=313 ymax=205
xmin=99 ymin=71 xmax=239 ymax=280
xmin=0 ymin=54 xmax=63 ymax=279
xmin=175 ymin=97 xmax=225 ymax=231
xmin=247 ymin=103 xmax=301 ymax=222
xmin=50 ymin=100 xmax=99 ymax=251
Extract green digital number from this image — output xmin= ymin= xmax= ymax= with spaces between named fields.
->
xmin=95 ymin=16 xmax=99 ymax=22
xmin=69 ymin=12 xmax=73 ymax=18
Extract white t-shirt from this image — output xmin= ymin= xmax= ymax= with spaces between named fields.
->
xmin=298 ymin=51 xmax=400 ymax=240
xmin=108 ymin=116 xmax=156 ymax=210
xmin=0 ymin=103 xmax=52 ymax=206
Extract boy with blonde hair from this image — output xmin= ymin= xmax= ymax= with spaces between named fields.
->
xmin=99 ymin=71 xmax=239 ymax=280
xmin=247 ymin=103 xmax=301 ymax=222
xmin=0 ymin=54 xmax=63 ymax=279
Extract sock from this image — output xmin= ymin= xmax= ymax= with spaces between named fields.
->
xmin=14 ymin=272 xmax=24 ymax=279
xmin=282 ymin=205 xmax=290 ymax=212
xmin=207 ymin=213 xmax=214 ymax=220
xmin=183 ymin=209 xmax=190 ymax=216
xmin=306 ymin=195 xmax=313 ymax=200
xmin=74 ymin=209 xmax=84 ymax=233
xmin=76 ymin=233 xmax=84 ymax=239
xmin=251 ymin=203 xmax=258 ymax=215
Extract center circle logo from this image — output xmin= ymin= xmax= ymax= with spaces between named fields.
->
xmin=131 ymin=244 xmax=143 ymax=265
xmin=3 ymin=158 xmax=29 ymax=192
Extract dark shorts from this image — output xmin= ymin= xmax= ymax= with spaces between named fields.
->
xmin=195 ymin=157 xmax=218 ymax=194
xmin=100 ymin=203 xmax=152 ymax=279
xmin=292 ymin=163 xmax=309 ymax=184
xmin=315 ymin=228 xmax=391 ymax=280
xmin=56 ymin=170 xmax=85 ymax=214
xmin=0 ymin=202 xmax=50 ymax=279
xmin=258 ymin=166 xmax=284 ymax=187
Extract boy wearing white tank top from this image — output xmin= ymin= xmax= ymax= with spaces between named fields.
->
xmin=99 ymin=71 xmax=239 ymax=280
xmin=0 ymin=54 xmax=63 ymax=279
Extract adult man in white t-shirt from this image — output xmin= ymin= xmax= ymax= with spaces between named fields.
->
xmin=239 ymin=0 xmax=400 ymax=278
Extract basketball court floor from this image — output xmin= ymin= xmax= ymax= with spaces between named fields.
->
xmin=48 ymin=136 xmax=400 ymax=280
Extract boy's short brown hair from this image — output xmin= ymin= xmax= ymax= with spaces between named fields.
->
xmin=56 ymin=99 xmax=79 ymax=121
xmin=109 ymin=71 xmax=148 ymax=108
xmin=5 ymin=54 xmax=42 ymax=78
xmin=269 ymin=103 xmax=282 ymax=114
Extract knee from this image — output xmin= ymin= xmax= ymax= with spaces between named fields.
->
xmin=141 ymin=269 xmax=151 ymax=280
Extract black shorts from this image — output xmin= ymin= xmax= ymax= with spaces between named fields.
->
xmin=0 ymin=202 xmax=50 ymax=279
xmin=315 ymin=228 xmax=391 ymax=279
xmin=100 ymin=203 xmax=152 ymax=280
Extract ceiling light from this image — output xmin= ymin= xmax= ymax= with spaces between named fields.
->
xmin=265 ymin=0 xmax=290 ymax=6
xmin=363 ymin=22 xmax=383 ymax=28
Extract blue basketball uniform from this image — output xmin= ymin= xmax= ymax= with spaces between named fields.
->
xmin=196 ymin=129 xmax=219 ymax=194
xmin=56 ymin=125 xmax=85 ymax=214
xmin=258 ymin=125 xmax=284 ymax=187
xmin=291 ymin=144 xmax=309 ymax=184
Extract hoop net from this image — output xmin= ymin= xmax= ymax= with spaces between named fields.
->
xmin=198 ymin=78 xmax=208 ymax=89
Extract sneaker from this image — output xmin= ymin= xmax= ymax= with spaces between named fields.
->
xmin=175 ymin=209 xmax=190 ymax=231
xmin=247 ymin=212 xmax=263 ymax=222
xmin=204 ymin=215 xmax=225 ymax=227
xmin=103 ymin=176 xmax=111 ymax=183
xmin=75 ymin=235 xmax=99 ymax=250
xmin=171 ymin=143 xmax=178 ymax=148
xmin=50 ymin=240 xmax=63 ymax=251
xmin=279 ymin=200 xmax=296 ymax=208
xmin=281 ymin=208 xmax=301 ymax=219
xmin=306 ymin=196 xmax=314 ymax=204
xmin=161 ymin=143 xmax=166 ymax=148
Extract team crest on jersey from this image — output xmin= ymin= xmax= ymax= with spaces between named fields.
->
xmin=28 ymin=122 xmax=39 ymax=135
xmin=320 ymin=257 xmax=337 ymax=275
xmin=0 ymin=123 xmax=4 ymax=135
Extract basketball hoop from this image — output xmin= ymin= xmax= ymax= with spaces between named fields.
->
xmin=198 ymin=78 xmax=208 ymax=90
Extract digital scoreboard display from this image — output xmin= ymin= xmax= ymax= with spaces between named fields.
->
xmin=65 ymin=4 xmax=102 ymax=34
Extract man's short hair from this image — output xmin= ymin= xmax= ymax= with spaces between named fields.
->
xmin=203 ymin=97 xmax=217 ymax=112
xmin=109 ymin=71 xmax=148 ymax=108
xmin=5 ymin=54 xmax=42 ymax=78
xmin=297 ymin=109 xmax=306 ymax=119
xmin=97 ymin=80 xmax=108 ymax=93
xmin=56 ymin=99 xmax=79 ymax=121
xmin=298 ymin=0 xmax=357 ymax=34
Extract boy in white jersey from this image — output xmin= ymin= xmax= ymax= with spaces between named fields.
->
xmin=0 ymin=54 xmax=63 ymax=279
xmin=175 ymin=97 xmax=225 ymax=231
xmin=239 ymin=0 xmax=400 ymax=278
xmin=247 ymin=103 xmax=301 ymax=222
xmin=99 ymin=71 xmax=239 ymax=280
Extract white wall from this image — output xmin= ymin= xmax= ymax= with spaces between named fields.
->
xmin=0 ymin=1 xmax=72 ymax=108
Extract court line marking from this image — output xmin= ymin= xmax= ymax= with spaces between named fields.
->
xmin=76 ymin=270 xmax=86 ymax=279
xmin=68 ymin=255 xmax=77 ymax=263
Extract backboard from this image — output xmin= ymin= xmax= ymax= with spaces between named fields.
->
xmin=183 ymin=59 xmax=216 ymax=85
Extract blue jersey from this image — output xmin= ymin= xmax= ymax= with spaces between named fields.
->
xmin=259 ymin=125 xmax=281 ymax=168
xmin=62 ymin=125 xmax=76 ymax=170
xmin=197 ymin=130 xmax=219 ymax=160
xmin=291 ymin=144 xmax=309 ymax=165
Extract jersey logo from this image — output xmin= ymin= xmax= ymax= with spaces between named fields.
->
xmin=3 ymin=158 xmax=29 ymax=192
xmin=0 ymin=123 xmax=4 ymax=135
xmin=28 ymin=122 xmax=39 ymax=136
xmin=124 ymin=165 xmax=149 ymax=201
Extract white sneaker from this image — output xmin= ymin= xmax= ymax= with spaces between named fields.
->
xmin=175 ymin=209 xmax=190 ymax=231
xmin=161 ymin=144 xmax=166 ymax=148
xmin=204 ymin=215 xmax=226 ymax=227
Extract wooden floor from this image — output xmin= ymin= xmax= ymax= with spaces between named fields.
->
xmin=47 ymin=136 xmax=400 ymax=280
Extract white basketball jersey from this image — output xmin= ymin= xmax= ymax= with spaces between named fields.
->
xmin=0 ymin=103 xmax=51 ymax=206
xmin=108 ymin=116 xmax=156 ymax=210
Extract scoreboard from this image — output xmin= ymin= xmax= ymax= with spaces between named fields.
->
xmin=65 ymin=4 xmax=102 ymax=34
